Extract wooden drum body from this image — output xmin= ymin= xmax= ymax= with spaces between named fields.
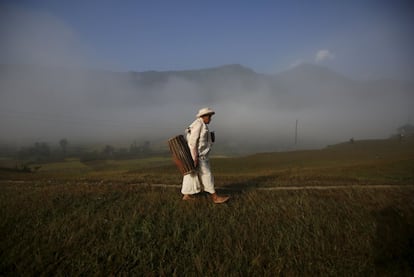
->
xmin=168 ymin=135 xmax=195 ymax=175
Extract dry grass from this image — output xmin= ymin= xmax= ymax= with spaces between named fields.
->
xmin=1 ymin=181 xmax=413 ymax=275
xmin=0 ymin=137 xmax=413 ymax=275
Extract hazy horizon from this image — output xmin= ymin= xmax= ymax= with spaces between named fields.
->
xmin=0 ymin=63 xmax=412 ymax=152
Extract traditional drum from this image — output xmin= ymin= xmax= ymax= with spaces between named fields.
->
xmin=168 ymin=135 xmax=196 ymax=175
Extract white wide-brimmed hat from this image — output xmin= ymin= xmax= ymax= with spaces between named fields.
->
xmin=196 ymin=107 xmax=215 ymax=117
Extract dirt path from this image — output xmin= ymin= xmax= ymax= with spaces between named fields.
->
xmin=132 ymin=183 xmax=413 ymax=191
xmin=1 ymin=180 xmax=412 ymax=191
xmin=254 ymin=184 xmax=413 ymax=191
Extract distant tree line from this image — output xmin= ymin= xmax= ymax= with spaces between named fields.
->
xmin=80 ymin=140 xmax=157 ymax=162
xmin=0 ymin=139 xmax=167 ymax=163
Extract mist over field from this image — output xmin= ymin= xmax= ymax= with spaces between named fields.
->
xmin=1 ymin=6 xmax=413 ymax=152
xmin=1 ymin=63 xmax=412 ymax=152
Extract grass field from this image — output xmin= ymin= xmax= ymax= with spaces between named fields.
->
xmin=1 ymin=138 xmax=413 ymax=275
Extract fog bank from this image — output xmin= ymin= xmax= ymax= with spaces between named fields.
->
xmin=1 ymin=7 xmax=413 ymax=153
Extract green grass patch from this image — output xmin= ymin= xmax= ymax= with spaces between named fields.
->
xmin=1 ymin=138 xmax=413 ymax=187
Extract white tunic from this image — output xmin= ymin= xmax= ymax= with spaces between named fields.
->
xmin=181 ymin=118 xmax=215 ymax=194
xmin=186 ymin=117 xmax=213 ymax=160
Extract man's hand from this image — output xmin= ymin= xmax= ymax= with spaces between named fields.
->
xmin=190 ymin=148 xmax=198 ymax=168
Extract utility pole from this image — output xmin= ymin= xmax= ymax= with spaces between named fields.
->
xmin=295 ymin=119 xmax=298 ymax=145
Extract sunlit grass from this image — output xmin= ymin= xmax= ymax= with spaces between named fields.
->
xmin=2 ymin=137 xmax=412 ymax=187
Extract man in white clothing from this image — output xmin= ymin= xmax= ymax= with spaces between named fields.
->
xmin=181 ymin=107 xmax=229 ymax=204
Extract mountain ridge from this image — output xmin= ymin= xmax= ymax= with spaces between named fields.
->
xmin=2 ymin=62 xmax=413 ymax=84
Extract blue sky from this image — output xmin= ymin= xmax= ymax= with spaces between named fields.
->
xmin=1 ymin=0 xmax=413 ymax=79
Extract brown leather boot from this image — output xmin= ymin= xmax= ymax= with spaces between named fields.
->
xmin=211 ymin=193 xmax=230 ymax=204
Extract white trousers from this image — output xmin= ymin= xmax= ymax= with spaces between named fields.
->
xmin=181 ymin=159 xmax=215 ymax=194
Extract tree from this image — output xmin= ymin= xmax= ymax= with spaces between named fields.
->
xmin=129 ymin=140 xmax=151 ymax=157
xmin=103 ymin=145 xmax=115 ymax=157
xmin=19 ymin=142 xmax=51 ymax=161
xmin=142 ymin=140 xmax=150 ymax=154
xmin=34 ymin=142 xmax=51 ymax=157
xmin=59 ymin=138 xmax=69 ymax=156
